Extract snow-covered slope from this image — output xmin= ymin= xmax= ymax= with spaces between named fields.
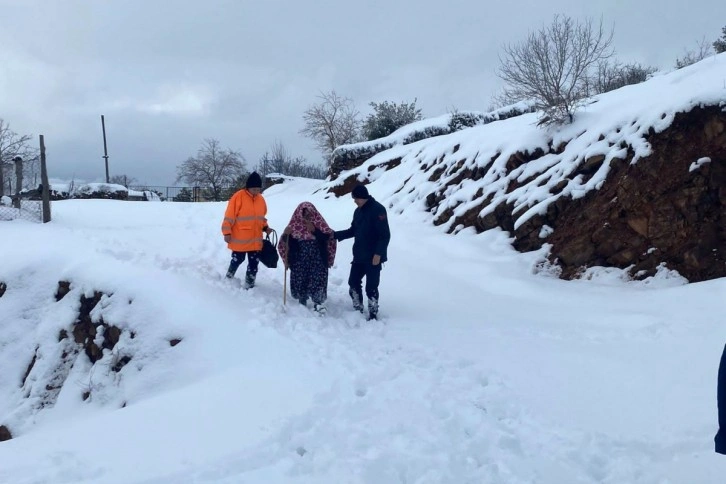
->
xmin=325 ymin=54 xmax=726 ymax=234
xmin=1 ymin=178 xmax=726 ymax=483
xmin=331 ymin=101 xmax=535 ymax=165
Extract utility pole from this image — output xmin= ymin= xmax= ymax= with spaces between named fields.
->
xmin=263 ymin=155 xmax=268 ymax=189
xmin=101 ymin=115 xmax=110 ymax=183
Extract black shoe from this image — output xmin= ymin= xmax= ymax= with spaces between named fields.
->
xmin=367 ymin=297 xmax=378 ymax=320
xmin=243 ymin=274 xmax=255 ymax=289
xmin=313 ymin=303 xmax=327 ymax=316
xmin=349 ymin=288 xmax=364 ymax=313
xmin=298 ymin=298 xmax=308 ymax=306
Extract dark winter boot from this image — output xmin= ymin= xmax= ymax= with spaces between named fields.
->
xmin=313 ymin=303 xmax=327 ymax=316
xmin=225 ymin=270 xmax=235 ymax=279
xmin=349 ymin=288 xmax=364 ymax=313
xmin=367 ymin=297 xmax=378 ymax=321
xmin=243 ymin=273 xmax=256 ymax=290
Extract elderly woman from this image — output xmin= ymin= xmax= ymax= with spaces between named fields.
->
xmin=278 ymin=202 xmax=336 ymax=314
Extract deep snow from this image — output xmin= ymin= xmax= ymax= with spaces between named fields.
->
xmin=1 ymin=177 xmax=725 ymax=483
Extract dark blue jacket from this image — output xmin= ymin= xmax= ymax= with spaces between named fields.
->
xmin=334 ymin=196 xmax=390 ymax=264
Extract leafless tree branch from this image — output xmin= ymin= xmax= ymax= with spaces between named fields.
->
xmin=175 ymin=138 xmax=247 ymax=200
xmin=299 ymin=90 xmax=361 ymax=164
xmin=496 ymin=15 xmax=614 ymax=125
xmin=0 ymin=119 xmax=37 ymax=196
xmin=675 ymin=37 xmax=713 ymax=69
xmin=256 ymin=140 xmax=326 ymax=179
xmin=591 ymin=59 xmax=658 ymax=94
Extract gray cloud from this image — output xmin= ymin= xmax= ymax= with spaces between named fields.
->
xmin=1 ymin=0 xmax=722 ymax=184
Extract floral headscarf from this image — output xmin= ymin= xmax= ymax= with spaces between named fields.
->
xmin=278 ymin=202 xmax=337 ymax=268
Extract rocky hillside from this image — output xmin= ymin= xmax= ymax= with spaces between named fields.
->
xmin=324 ymin=54 xmax=726 ymax=283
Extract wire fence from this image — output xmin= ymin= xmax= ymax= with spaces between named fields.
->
xmin=0 ymin=199 xmax=44 ymax=223
xmin=128 ymin=186 xmax=238 ymax=202
xmin=128 ymin=182 xmax=284 ymax=202
xmin=126 ymin=173 xmax=291 ymax=202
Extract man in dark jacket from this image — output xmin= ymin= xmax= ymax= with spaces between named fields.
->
xmin=716 ymin=344 xmax=726 ymax=454
xmin=332 ymin=184 xmax=391 ymax=320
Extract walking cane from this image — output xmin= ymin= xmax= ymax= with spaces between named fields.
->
xmin=281 ymin=232 xmax=289 ymax=311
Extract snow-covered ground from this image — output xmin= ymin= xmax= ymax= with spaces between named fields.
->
xmin=1 ymin=178 xmax=725 ymax=483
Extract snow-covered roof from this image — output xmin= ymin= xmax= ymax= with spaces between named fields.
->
xmin=76 ymin=183 xmax=128 ymax=194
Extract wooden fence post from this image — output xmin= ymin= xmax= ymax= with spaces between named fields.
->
xmin=40 ymin=135 xmax=51 ymax=223
xmin=12 ymin=157 xmax=23 ymax=209
xmin=0 ymin=150 xmax=4 ymax=197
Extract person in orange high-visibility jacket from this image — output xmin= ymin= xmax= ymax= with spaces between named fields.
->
xmin=221 ymin=172 xmax=273 ymax=289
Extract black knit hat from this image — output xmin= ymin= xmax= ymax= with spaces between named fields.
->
xmin=245 ymin=172 xmax=262 ymax=189
xmin=351 ymin=184 xmax=369 ymax=199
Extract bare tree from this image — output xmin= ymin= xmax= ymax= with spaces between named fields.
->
xmin=0 ymin=119 xmax=36 ymax=196
xmin=109 ymin=174 xmax=138 ymax=188
xmin=675 ymin=37 xmax=713 ymax=69
xmin=255 ymin=140 xmax=327 ymax=179
xmin=299 ymin=90 xmax=361 ymax=164
xmin=591 ymin=59 xmax=658 ymax=94
xmin=257 ymin=139 xmax=289 ymax=176
xmin=175 ymin=138 xmax=246 ymax=201
xmin=497 ymin=15 xmax=614 ymax=124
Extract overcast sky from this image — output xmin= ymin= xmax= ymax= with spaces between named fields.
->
xmin=0 ymin=0 xmax=723 ymax=185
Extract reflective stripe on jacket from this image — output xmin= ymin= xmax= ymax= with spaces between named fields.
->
xmin=221 ymin=189 xmax=268 ymax=252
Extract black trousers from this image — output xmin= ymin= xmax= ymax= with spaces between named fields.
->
xmin=717 ymin=344 xmax=726 ymax=454
xmin=290 ymin=240 xmax=328 ymax=305
xmin=348 ymin=262 xmax=381 ymax=301
xmin=227 ymin=251 xmax=259 ymax=277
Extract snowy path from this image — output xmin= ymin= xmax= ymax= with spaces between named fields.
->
xmin=1 ymin=185 xmax=726 ymax=483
